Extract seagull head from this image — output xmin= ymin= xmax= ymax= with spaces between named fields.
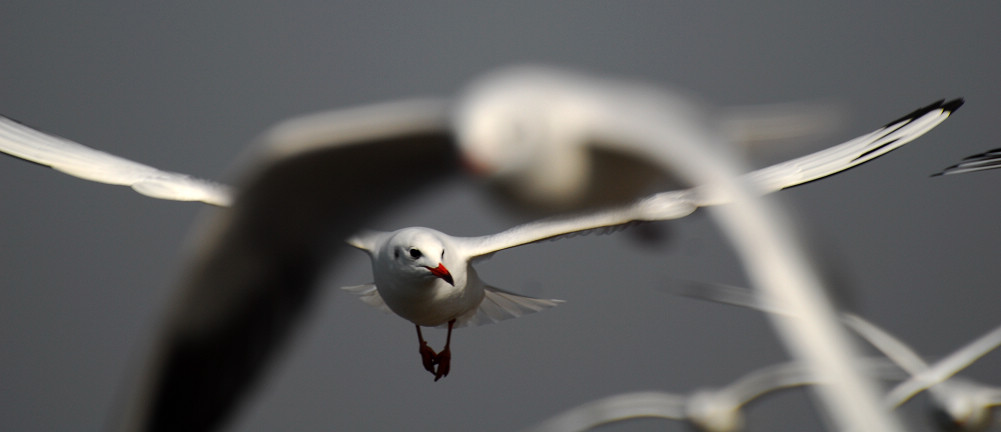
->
xmin=455 ymin=66 xmax=589 ymax=178
xmin=929 ymin=380 xmax=995 ymax=432
xmin=455 ymin=66 xmax=594 ymax=206
xmin=385 ymin=228 xmax=455 ymax=287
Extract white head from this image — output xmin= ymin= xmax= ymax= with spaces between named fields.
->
xmin=454 ymin=66 xmax=595 ymax=202
xmin=377 ymin=227 xmax=455 ymax=287
xmin=930 ymin=380 xmax=995 ymax=431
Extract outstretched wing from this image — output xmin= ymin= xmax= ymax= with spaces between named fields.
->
xmin=340 ymin=284 xmax=393 ymax=314
xmin=0 ymin=116 xmax=233 ymax=205
xmin=455 ymin=99 xmax=963 ymax=259
xmin=933 ymin=147 xmax=1001 ymax=176
xmin=453 ymin=285 xmax=564 ymax=328
xmin=746 ymin=98 xmax=963 ymax=191
xmin=120 ymin=98 xmax=459 ymax=432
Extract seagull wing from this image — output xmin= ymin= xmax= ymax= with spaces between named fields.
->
xmin=0 ymin=116 xmax=233 ymax=205
xmin=455 ymin=98 xmax=963 ymax=259
xmin=745 ymin=98 xmax=962 ymax=192
xmin=933 ymin=147 xmax=1001 ymax=176
xmin=521 ymin=391 xmax=688 ymax=432
xmin=121 ymin=98 xmax=459 ymax=432
xmin=452 ymin=285 xmax=564 ymax=328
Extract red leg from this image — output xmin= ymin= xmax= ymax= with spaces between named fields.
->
xmin=434 ymin=319 xmax=456 ymax=381
xmin=416 ymin=325 xmax=436 ymax=374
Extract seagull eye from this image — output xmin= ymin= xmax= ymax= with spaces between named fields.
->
xmin=408 ymin=249 xmax=422 ymax=259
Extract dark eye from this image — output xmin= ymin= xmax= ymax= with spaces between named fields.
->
xmin=409 ymin=248 xmax=422 ymax=259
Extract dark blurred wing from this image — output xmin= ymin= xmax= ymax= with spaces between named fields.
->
xmin=933 ymin=147 xmax=1001 ymax=176
xmin=120 ymin=99 xmax=458 ymax=432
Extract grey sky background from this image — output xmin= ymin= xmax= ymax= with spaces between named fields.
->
xmin=2 ymin=2 xmax=1000 ymax=431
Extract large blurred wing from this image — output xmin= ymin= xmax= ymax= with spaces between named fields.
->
xmin=119 ymin=98 xmax=459 ymax=432
xmin=0 ymin=116 xmax=232 ymax=205
xmin=457 ymin=99 xmax=963 ymax=259
xmin=933 ymin=147 xmax=1001 ymax=176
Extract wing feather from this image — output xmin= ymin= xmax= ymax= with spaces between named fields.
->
xmin=340 ymin=284 xmax=393 ymax=314
xmin=453 ymin=285 xmax=564 ymax=328
xmin=0 ymin=116 xmax=233 ymax=205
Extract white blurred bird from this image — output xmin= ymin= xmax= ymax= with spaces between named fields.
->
xmin=674 ymin=281 xmax=1001 ymax=431
xmin=455 ymin=66 xmax=844 ymax=214
xmin=521 ymin=359 xmax=905 ymax=432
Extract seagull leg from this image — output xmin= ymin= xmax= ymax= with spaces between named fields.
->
xmin=434 ymin=319 xmax=456 ymax=381
xmin=416 ymin=325 xmax=437 ymax=374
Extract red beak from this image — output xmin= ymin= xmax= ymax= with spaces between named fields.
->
xmin=425 ymin=263 xmax=454 ymax=286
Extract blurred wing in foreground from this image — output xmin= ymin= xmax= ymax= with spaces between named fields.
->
xmin=119 ymin=99 xmax=459 ymax=432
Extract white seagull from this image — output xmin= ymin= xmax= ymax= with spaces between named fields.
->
xmin=336 ymin=98 xmax=961 ymax=380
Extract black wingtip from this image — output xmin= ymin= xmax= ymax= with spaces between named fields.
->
xmin=881 ymin=98 xmax=963 ymax=129
xmin=942 ymin=98 xmax=965 ymax=113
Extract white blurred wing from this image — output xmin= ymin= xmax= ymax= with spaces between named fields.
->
xmin=455 ymin=99 xmax=963 ymax=259
xmin=885 ymin=323 xmax=1001 ymax=407
xmin=0 ymin=116 xmax=233 ymax=205
xmin=340 ymin=284 xmax=392 ymax=314
xmin=933 ymin=147 xmax=1001 ymax=176
xmin=522 ymin=391 xmax=688 ymax=432
xmin=453 ymin=285 xmax=564 ymax=328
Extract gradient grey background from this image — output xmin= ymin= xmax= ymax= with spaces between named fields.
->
xmin=2 ymin=2 xmax=1000 ymax=431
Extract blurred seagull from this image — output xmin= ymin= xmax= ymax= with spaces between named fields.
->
xmin=934 ymin=148 xmax=1001 ymax=176
xmin=455 ymin=66 xmax=844 ymax=214
xmin=674 ymin=281 xmax=1001 ymax=431
xmin=0 ymin=85 xmax=962 ymax=426
xmin=521 ymin=360 xmax=905 ymax=432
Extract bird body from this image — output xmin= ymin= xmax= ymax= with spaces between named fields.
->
xmin=345 ymin=227 xmax=564 ymax=329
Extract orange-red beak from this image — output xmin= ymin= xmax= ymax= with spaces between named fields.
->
xmin=425 ymin=263 xmax=454 ymax=286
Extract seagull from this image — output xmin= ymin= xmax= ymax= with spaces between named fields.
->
xmin=337 ymin=98 xmax=962 ymax=380
xmin=520 ymin=360 xmax=906 ymax=432
xmin=455 ymin=66 xmax=844 ymax=214
xmin=673 ymin=281 xmax=1001 ymax=431
xmin=0 ymin=89 xmax=962 ymax=427
xmin=934 ymin=147 xmax=1001 ymax=176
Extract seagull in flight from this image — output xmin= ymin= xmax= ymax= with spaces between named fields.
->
xmin=520 ymin=359 xmax=905 ymax=432
xmin=336 ymin=98 xmax=962 ymax=380
xmin=673 ymin=281 xmax=1001 ymax=431
xmin=455 ymin=66 xmax=844 ymax=214
xmin=0 ymin=87 xmax=963 ymax=432
xmin=0 ymin=98 xmax=963 ymax=384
